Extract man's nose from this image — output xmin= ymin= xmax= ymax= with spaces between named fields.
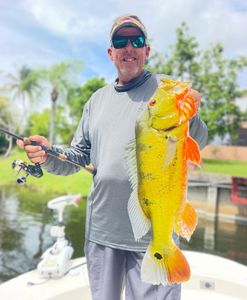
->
xmin=125 ymin=40 xmax=133 ymax=50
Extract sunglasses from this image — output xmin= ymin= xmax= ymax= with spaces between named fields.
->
xmin=112 ymin=35 xmax=146 ymax=49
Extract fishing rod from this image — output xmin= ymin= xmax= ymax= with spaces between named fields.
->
xmin=0 ymin=128 xmax=95 ymax=184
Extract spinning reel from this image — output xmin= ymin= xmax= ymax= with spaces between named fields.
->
xmin=12 ymin=160 xmax=43 ymax=185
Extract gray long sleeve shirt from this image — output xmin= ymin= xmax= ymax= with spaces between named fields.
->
xmin=43 ymin=70 xmax=208 ymax=251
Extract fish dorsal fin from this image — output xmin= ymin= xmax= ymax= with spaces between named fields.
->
xmin=176 ymin=88 xmax=197 ymax=123
xmin=163 ymin=135 xmax=178 ymax=167
xmin=125 ymin=138 xmax=138 ymax=190
xmin=186 ymin=136 xmax=200 ymax=165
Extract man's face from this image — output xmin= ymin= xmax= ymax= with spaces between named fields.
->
xmin=107 ymin=27 xmax=150 ymax=84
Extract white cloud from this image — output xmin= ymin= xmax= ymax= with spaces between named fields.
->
xmin=0 ymin=0 xmax=246 ymax=89
xmin=132 ymin=0 xmax=247 ymax=57
xmin=22 ymin=0 xmax=116 ymax=41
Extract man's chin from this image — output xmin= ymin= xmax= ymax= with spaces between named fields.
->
xmin=119 ymin=67 xmax=141 ymax=81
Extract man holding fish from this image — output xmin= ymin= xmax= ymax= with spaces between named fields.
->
xmin=18 ymin=14 xmax=208 ymax=300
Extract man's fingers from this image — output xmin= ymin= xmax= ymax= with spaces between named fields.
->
xmin=190 ymin=89 xmax=201 ymax=110
xmin=16 ymin=135 xmax=49 ymax=165
xmin=29 ymin=156 xmax=46 ymax=164
xmin=28 ymin=135 xmax=51 ymax=147
xmin=27 ymin=150 xmax=48 ymax=164
xmin=24 ymin=145 xmax=42 ymax=153
xmin=16 ymin=139 xmax=24 ymax=148
xmin=27 ymin=150 xmax=46 ymax=159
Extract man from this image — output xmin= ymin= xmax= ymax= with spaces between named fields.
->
xmin=18 ymin=14 xmax=208 ymax=300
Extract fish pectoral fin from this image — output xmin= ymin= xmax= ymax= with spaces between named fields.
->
xmin=128 ymin=189 xmax=151 ymax=241
xmin=174 ymin=201 xmax=198 ymax=241
xmin=141 ymin=244 xmax=191 ymax=285
xmin=125 ymin=138 xmax=138 ymax=190
xmin=163 ymin=135 xmax=178 ymax=167
xmin=186 ymin=136 xmax=201 ymax=165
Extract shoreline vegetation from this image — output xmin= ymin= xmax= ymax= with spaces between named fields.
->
xmin=0 ymin=149 xmax=92 ymax=196
xmin=1 ymin=149 xmax=247 ymax=195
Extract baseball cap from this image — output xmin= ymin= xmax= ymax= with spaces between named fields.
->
xmin=110 ymin=14 xmax=147 ymax=41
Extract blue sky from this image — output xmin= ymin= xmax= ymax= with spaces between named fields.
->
xmin=0 ymin=0 xmax=246 ymax=99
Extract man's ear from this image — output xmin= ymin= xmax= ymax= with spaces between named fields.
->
xmin=145 ymin=45 xmax=151 ymax=61
xmin=107 ymin=48 xmax=114 ymax=61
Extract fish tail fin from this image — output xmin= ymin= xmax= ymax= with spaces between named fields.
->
xmin=141 ymin=244 xmax=190 ymax=285
xmin=174 ymin=201 xmax=198 ymax=241
xmin=164 ymin=245 xmax=191 ymax=285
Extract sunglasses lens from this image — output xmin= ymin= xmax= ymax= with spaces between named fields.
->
xmin=112 ymin=37 xmax=128 ymax=49
xmin=112 ymin=36 xmax=145 ymax=49
xmin=131 ymin=36 xmax=145 ymax=48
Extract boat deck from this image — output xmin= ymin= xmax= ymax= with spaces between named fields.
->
xmin=0 ymin=251 xmax=246 ymax=300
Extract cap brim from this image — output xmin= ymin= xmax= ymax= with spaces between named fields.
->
xmin=111 ymin=22 xmax=146 ymax=39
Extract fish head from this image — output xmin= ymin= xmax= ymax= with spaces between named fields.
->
xmin=147 ymin=78 xmax=196 ymax=131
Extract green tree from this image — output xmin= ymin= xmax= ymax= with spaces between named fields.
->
xmin=26 ymin=106 xmax=71 ymax=144
xmin=25 ymin=109 xmax=50 ymax=138
xmin=197 ymin=44 xmax=246 ymax=142
xmin=147 ymin=22 xmax=247 ymax=143
xmin=40 ymin=61 xmax=84 ymax=144
xmin=147 ymin=22 xmax=200 ymax=82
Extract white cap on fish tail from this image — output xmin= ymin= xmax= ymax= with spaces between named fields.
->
xmin=141 ymin=245 xmax=168 ymax=285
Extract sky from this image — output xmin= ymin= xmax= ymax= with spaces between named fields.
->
xmin=0 ymin=0 xmax=247 ymax=104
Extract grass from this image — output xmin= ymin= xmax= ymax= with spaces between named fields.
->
xmin=201 ymin=158 xmax=247 ymax=177
xmin=1 ymin=149 xmax=246 ymax=195
xmin=0 ymin=148 xmax=92 ymax=195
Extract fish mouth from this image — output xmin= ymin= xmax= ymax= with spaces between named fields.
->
xmin=163 ymin=125 xmax=178 ymax=132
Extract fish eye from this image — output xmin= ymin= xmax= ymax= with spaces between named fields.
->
xmin=149 ymin=99 xmax=156 ymax=106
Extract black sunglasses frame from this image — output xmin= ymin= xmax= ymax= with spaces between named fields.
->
xmin=111 ymin=35 xmax=146 ymax=49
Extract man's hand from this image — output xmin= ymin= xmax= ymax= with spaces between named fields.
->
xmin=190 ymin=89 xmax=201 ymax=111
xmin=16 ymin=135 xmax=50 ymax=164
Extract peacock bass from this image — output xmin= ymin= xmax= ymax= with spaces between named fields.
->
xmin=126 ymin=77 xmax=200 ymax=285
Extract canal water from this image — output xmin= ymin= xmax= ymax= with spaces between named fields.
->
xmin=0 ymin=186 xmax=246 ymax=284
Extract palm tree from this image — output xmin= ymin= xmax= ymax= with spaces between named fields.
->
xmin=0 ymin=96 xmax=18 ymax=156
xmin=1 ymin=65 xmax=41 ymax=128
xmin=42 ymin=61 xmax=83 ymax=144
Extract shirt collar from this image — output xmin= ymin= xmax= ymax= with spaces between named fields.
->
xmin=114 ymin=69 xmax=152 ymax=92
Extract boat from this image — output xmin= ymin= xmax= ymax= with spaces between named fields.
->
xmin=0 ymin=251 xmax=246 ymax=300
xmin=1 ymin=192 xmax=246 ymax=299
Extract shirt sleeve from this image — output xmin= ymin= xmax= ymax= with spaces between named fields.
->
xmin=189 ymin=114 xmax=208 ymax=149
xmin=42 ymin=101 xmax=91 ymax=176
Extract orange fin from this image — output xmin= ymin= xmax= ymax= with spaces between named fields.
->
xmin=165 ymin=246 xmax=191 ymax=285
xmin=186 ymin=136 xmax=200 ymax=165
xmin=174 ymin=202 xmax=198 ymax=241
xmin=177 ymin=90 xmax=197 ymax=122
xmin=141 ymin=244 xmax=190 ymax=285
